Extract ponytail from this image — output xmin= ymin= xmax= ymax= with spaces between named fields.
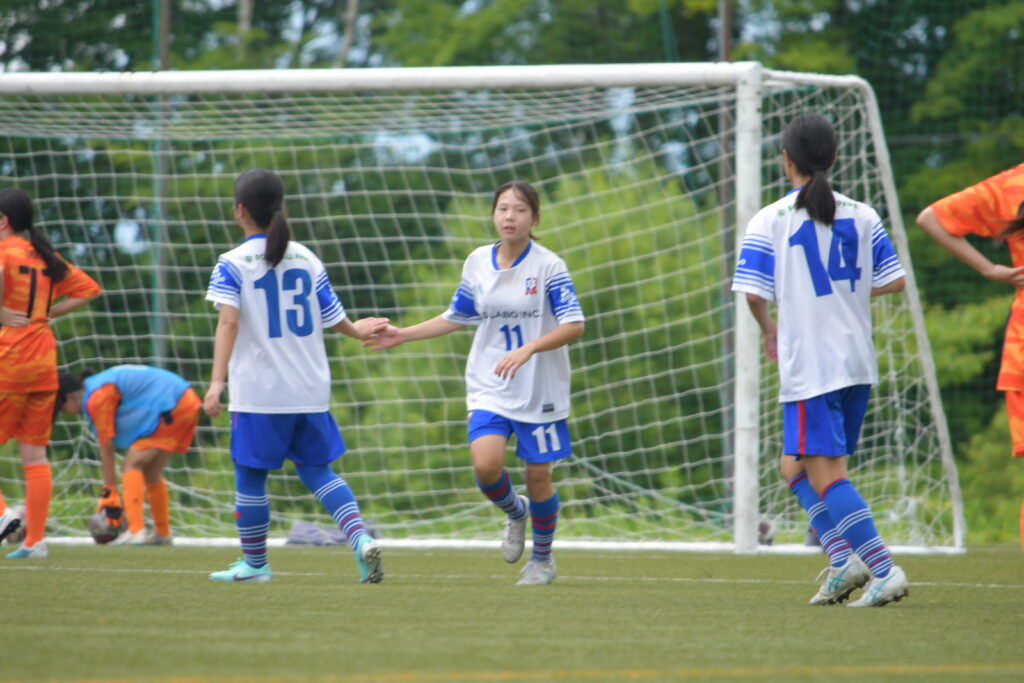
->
xmin=781 ymin=114 xmax=838 ymax=226
xmin=264 ymin=209 xmax=291 ymax=269
xmin=794 ymin=169 xmax=837 ymax=226
xmin=0 ymin=188 xmax=69 ymax=282
xmin=233 ymin=169 xmax=290 ymax=268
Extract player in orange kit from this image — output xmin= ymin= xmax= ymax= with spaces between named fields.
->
xmin=56 ymin=365 xmax=201 ymax=545
xmin=0 ymin=188 xmax=102 ymax=559
xmin=916 ymin=163 xmax=1024 ymax=550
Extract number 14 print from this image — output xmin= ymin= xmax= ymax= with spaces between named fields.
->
xmin=789 ymin=218 xmax=862 ymax=297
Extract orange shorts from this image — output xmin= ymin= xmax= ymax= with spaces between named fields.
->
xmin=1006 ymin=391 xmax=1024 ymax=458
xmin=0 ymin=390 xmax=56 ymax=446
xmin=130 ymin=388 xmax=201 ymax=453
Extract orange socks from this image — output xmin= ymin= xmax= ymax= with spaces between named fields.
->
xmin=23 ymin=463 xmax=51 ymax=547
xmin=122 ymin=469 xmax=146 ymax=534
xmin=146 ymin=479 xmax=171 ymax=537
xmin=0 ymin=488 xmax=7 ymax=517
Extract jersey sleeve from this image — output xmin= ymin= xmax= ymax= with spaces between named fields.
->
xmin=732 ymin=212 xmax=776 ymax=301
xmin=443 ymin=257 xmax=482 ymax=325
xmin=929 ymin=171 xmax=1014 ymax=238
xmin=314 ymin=268 xmax=346 ymax=327
xmin=206 ymin=256 xmax=242 ymax=309
xmin=53 ymin=261 xmax=102 ymax=300
xmin=85 ymin=383 xmax=122 ymax=447
xmin=545 ymin=260 xmax=584 ymax=324
xmin=870 ymin=219 xmax=906 ymax=288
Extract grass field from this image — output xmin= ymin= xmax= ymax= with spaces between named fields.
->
xmin=1 ymin=543 xmax=1022 ymax=683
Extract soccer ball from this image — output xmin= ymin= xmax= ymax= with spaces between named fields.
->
xmin=757 ymin=516 xmax=776 ymax=546
xmin=88 ymin=512 xmax=122 ymax=544
xmin=3 ymin=505 xmax=26 ymax=545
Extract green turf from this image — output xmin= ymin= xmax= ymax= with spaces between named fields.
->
xmin=1 ymin=544 xmax=1021 ymax=682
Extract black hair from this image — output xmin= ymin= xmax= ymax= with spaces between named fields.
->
xmin=234 ymin=169 xmax=290 ymax=268
xmin=0 ymin=188 xmax=69 ymax=282
xmin=781 ymin=114 xmax=838 ymax=226
xmin=491 ymin=180 xmax=541 ymax=240
xmin=997 ymin=201 xmax=1024 ymax=240
xmin=54 ymin=370 xmax=92 ymax=419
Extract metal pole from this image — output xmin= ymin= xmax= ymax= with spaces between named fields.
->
xmin=149 ymin=0 xmax=168 ymax=366
xmin=732 ymin=63 xmax=763 ymax=554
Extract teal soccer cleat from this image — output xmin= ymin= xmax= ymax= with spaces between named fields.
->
xmin=209 ymin=558 xmax=272 ymax=583
xmin=354 ymin=535 xmax=384 ymax=583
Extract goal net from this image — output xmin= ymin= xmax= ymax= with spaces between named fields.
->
xmin=0 ymin=63 xmax=964 ymax=551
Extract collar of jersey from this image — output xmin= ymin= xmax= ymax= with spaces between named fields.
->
xmin=244 ymin=233 xmax=267 ymax=242
xmin=491 ymin=240 xmax=532 ymax=270
xmin=785 ymin=185 xmax=803 ymax=197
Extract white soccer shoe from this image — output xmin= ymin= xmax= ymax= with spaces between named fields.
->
xmin=848 ymin=565 xmax=909 ymax=607
xmin=0 ymin=506 xmax=22 ymax=545
xmin=502 ymin=495 xmax=529 ymax=563
xmin=6 ymin=541 xmax=47 ymax=559
xmin=808 ymin=554 xmax=871 ymax=605
xmin=516 ymin=558 xmax=556 ymax=585
xmin=111 ymin=529 xmax=148 ymax=546
xmin=143 ymin=530 xmax=173 ymax=546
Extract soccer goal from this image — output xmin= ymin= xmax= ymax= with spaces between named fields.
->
xmin=0 ymin=62 xmax=964 ymax=553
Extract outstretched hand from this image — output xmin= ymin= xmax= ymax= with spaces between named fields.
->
xmin=364 ymin=324 xmax=404 ymax=351
xmin=351 ymin=316 xmax=390 ymax=341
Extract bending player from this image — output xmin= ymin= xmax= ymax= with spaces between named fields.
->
xmin=0 ymin=188 xmax=102 ymax=559
xmin=56 ymin=365 xmax=202 ymax=545
xmin=367 ymin=180 xmax=585 ymax=586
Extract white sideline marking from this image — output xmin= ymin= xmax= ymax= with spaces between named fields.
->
xmin=1 ymin=564 xmax=1021 ymax=590
xmin=36 ymin=537 xmax=967 ymax=555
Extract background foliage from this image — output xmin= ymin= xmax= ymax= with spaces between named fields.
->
xmin=1 ymin=0 xmax=1020 ymax=541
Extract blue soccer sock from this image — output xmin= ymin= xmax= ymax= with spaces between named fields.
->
xmin=296 ymin=463 xmax=367 ymax=549
xmin=529 ymin=492 xmax=559 ymax=563
xmin=788 ymin=472 xmax=852 ymax=567
xmin=234 ymin=463 xmax=271 ymax=569
xmin=822 ymin=478 xmax=893 ymax=578
xmin=477 ymin=469 xmax=526 ymax=519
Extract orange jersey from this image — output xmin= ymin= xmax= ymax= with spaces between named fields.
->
xmin=930 ymin=163 xmax=1024 ymax=390
xmin=0 ymin=234 xmax=102 ymax=392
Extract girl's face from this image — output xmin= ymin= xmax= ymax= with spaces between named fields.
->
xmin=61 ymin=389 xmax=85 ymax=415
xmin=492 ymin=188 xmax=538 ymax=242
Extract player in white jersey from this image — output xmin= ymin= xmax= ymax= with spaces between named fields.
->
xmin=732 ymin=114 xmax=910 ymax=607
xmin=203 ymin=169 xmax=388 ymax=584
xmin=367 ymin=181 xmax=585 ymax=585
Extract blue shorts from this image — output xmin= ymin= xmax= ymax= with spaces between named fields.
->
xmin=230 ymin=411 xmax=346 ymax=470
xmin=467 ymin=409 xmax=572 ymax=463
xmin=782 ymin=385 xmax=871 ymax=458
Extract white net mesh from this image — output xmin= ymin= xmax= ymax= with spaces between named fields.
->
xmin=0 ymin=67 xmax=960 ymax=548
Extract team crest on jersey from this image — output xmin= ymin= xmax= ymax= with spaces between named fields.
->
xmin=524 ymin=277 xmax=538 ymax=295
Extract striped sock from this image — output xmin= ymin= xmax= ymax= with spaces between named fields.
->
xmin=477 ymin=469 xmax=526 ymax=519
xmin=788 ymin=473 xmax=852 ymax=567
xmin=529 ymin=492 xmax=559 ymax=563
xmin=822 ymin=478 xmax=893 ymax=578
xmin=233 ymin=463 xmax=270 ymax=569
xmin=296 ymin=463 xmax=367 ymax=549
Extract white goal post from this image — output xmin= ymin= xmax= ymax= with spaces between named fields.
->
xmin=0 ymin=62 xmax=965 ymax=552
